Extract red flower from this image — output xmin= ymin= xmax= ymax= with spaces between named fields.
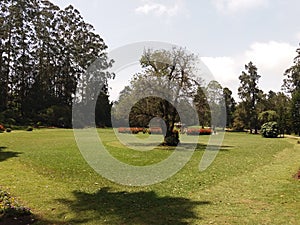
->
xmin=0 ymin=124 xmax=5 ymax=131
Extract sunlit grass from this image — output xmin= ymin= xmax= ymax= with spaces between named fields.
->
xmin=0 ymin=129 xmax=299 ymax=224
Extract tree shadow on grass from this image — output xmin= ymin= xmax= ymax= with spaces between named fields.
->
xmin=0 ymin=146 xmax=21 ymax=162
xmin=57 ymin=187 xmax=210 ymax=225
xmin=179 ymin=143 xmax=233 ymax=152
xmin=126 ymin=142 xmax=233 ymax=152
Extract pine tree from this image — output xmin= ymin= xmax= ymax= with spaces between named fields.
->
xmin=238 ymin=62 xmax=261 ymax=133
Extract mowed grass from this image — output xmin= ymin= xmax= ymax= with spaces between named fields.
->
xmin=0 ymin=129 xmax=299 ymax=224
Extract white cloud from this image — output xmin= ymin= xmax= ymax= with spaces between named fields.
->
xmin=201 ymin=56 xmax=237 ymax=83
xmin=244 ymin=41 xmax=295 ymax=71
xmin=135 ymin=0 xmax=185 ymax=17
xmin=201 ymin=41 xmax=296 ymax=96
xmin=212 ymin=0 xmax=269 ymax=13
xmin=243 ymin=41 xmax=296 ymax=92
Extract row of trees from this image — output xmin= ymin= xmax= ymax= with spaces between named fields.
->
xmin=0 ymin=0 xmax=113 ymax=128
xmin=1 ymin=1 xmax=299 ymax=141
xmin=113 ymin=44 xmax=300 ymax=141
xmin=233 ymin=46 xmax=300 ymax=135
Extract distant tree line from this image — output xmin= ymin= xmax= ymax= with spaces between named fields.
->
xmin=114 ymin=44 xmax=300 ymax=136
xmin=0 ymin=0 xmax=113 ymax=128
xmin=232 ymin=44 xmax=300 ymax=135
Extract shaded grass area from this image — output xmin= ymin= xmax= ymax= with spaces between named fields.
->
xmin=0 ymin=146 xmax=21 ymax=163
xmin=0 ymin=129 xmax=299 ymax=224
xmin=57 ymin=187 xmax=210 ymax=225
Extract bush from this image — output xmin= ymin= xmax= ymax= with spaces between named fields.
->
xmin=261 ymin=121 xmax=279 ymax=138
xmin=0 ymin=124 xmax=5 ymax=133
xmin=0 ymin=189 xmax=32 ymax=219
xmin=130 ymin=127 xmax=140 ymax=134
xmin=26 ymin=126 xmax=33 ymax=132
xmin=186 ymin=128 xmax=212 ymax=135
xmin=6 ymin=128 xmax=11 ymax=133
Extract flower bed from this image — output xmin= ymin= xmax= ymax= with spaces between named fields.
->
xmin=117 ymin=127 xmax=143 ymax=134
xmin=0 ymin=125 xmax=5 ymax=133
xmin=149 ymin=127 xmax=163 ymax=134
xmin=186 ymin=128 xmax=212 ymax=135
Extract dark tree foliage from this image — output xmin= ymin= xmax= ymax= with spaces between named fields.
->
xmin=95 ymin=87 xmax=112 ymax=128
xmin=223 ymin=87 xmax=236 ymax=128
xmin=238 ymin=62 xmax=261 ymax=133
xmin=290 ymin=90 xmax=300 ymax=135
xmin=265 ymin=91 xmax=291 ymax=135
xmin=113 ymin=48 xmax=200 ymax=146
xmin=283 ymin=44 xmax=300 ymax=135
xmin=193 ymin=86 xmax=210 ymax=128
xmin=0 ymin=0 xmax=113 ymax=127
xmin=283 ymin=45 xmax=300 ymax=94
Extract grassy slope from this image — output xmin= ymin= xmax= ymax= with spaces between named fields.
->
xmin=0 ymin=129 xmax=299 ymax=224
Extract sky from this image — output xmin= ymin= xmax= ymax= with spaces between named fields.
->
xmin=51 ymin=0 xmax=300 ymax=101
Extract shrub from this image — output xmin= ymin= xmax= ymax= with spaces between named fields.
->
xmin=26 ymin=126 xmax=33 ymax=132
xmin=261 ymin=121 xmax=279 ymax=138
xmin=186 ymin=128 xmax=212 ymax=135
xmin=130 ymin=127 xmax=139 ymax=134
xmin=0 ymin=189 xmax=32 ymax=218
xmin=0 ymin=124 xmax=5 ymax=133
xmin=6 ymin=128 xmax=11 ymax=133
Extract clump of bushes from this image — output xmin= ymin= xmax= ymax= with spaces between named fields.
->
xmin=0 ymin=189 xmax=32 ymax=219
xmin=186 ymin=128 xmax=212 ymax=135
xmin=261 ymin=121 xmax=279 ymax=138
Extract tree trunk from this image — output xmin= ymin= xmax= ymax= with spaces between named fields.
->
xmin=163 ymin=122 xmax=179 ymax=146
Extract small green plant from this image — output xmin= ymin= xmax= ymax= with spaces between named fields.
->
xmin=261 ymin=121 xmax=279 ymax=138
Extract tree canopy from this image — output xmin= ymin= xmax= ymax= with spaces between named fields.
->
xmin=113 ymin=47 xmax=201 ymax=145
xmin=0 ymin=0 xmax=113 ymax=128
xmin=237 ymin=62 xmax=262 ymax=133
xmin=283 ymin=44 xmax=300 ymax=135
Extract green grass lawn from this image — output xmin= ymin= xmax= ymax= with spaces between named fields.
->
xmin=0 ymin=129 xmax=299 ymax=224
